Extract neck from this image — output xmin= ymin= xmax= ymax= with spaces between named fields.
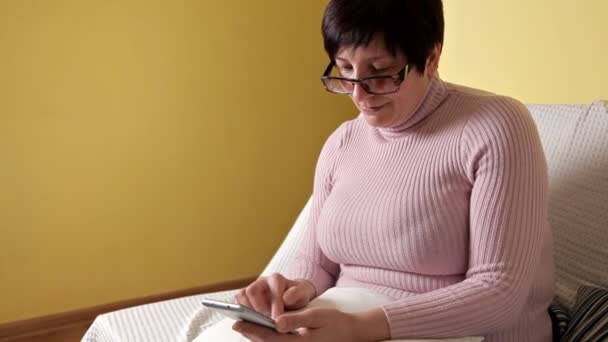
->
xmin=376 ymin=75 xmax=447 ymax=139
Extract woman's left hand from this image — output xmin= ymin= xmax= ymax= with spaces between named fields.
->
xmin=232 ymin=307 xmax=359 ymax=342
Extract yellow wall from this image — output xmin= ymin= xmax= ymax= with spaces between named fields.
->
xmin=0 ymin=1 xmax=353 ymax=323
xmin=442 ymin=0 xmax=607 ymax=104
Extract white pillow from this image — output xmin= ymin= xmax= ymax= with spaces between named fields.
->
xmin=194 ymin=287 xmax=483 ymax=342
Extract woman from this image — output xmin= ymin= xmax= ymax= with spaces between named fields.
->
xmin=228 ymin=0 xmax=554 ymax=341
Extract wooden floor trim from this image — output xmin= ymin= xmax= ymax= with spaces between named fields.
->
xmin=0 ymin=276 xmax=256 ymax=341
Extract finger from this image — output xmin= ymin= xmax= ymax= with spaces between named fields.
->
xmin=246 ymin=280 xmax=271 ymax=316
xmin=282 ymin=280 xmax=315 ymax=310
xmin=232 ymin=321 xmax=259 ymax=342
xmin=282 ymin=286 xmax=308 ymax=309
xmin=232 ymin=321 xmax=277 ymax=342
xmin=235 ymin=288 xmax=253 ymax=308
xmin=275 ymin=308 xmax=327 ymax=333
xmin=266 ymin=274 xmax=288 ymax=318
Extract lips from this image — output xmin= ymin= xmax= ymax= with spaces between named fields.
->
xmin=361 ymin=104 xmax=386 ymax=113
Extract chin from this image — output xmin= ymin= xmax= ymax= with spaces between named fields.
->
xmin=362 ymin=111 xmax=393 ymax=128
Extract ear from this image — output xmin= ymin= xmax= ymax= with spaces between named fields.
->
xmin=425 ymin=43 xmax=442 ymax=76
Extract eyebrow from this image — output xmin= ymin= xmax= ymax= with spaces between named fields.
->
xmin=335 ymin=56 xmax=392 ymax=63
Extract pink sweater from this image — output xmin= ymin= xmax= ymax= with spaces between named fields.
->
xmin=287 ymin=76 xmax=554 ymax=341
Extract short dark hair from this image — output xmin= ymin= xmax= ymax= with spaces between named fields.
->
xmin=322 ymin=0 xmax=444 ymax=72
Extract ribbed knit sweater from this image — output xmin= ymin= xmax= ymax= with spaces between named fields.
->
xmin=287 ymin=76 xmax=554 ymax=341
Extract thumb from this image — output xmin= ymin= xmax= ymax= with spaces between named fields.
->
xmin=275 ymin=309 xmax=325 ymax=333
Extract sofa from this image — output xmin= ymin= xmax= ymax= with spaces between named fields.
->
xmin=82 ymin=101 xmax=608 ymax=342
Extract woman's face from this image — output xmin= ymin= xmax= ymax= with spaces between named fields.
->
xmin=334 ymin=36 xmax=441 ymax=128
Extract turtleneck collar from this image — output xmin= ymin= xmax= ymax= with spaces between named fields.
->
xmin=375 ymin=75 xmax=448 ymax=139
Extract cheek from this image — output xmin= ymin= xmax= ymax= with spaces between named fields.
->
xmin=388 ymin=98 xmax=404 ymax=113
xmin=389 ymin=90 xmax=415 ymax=114
xmin=348 ymin=95 xmax=359 ymax=108
xmin=382 ymin=98 xmax=400 ymax=115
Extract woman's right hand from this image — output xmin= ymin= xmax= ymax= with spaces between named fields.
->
xmin=235 ymin=273 xmax=316 ymax=319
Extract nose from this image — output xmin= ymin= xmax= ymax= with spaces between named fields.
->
xmin=351 ymin=82 xmax=373 ymax=103
xmin=350 ymin=67 xmax=374 ymax=102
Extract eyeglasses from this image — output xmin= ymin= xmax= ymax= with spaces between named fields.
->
xmin=320 ymin=60 xmax=410 ymax=95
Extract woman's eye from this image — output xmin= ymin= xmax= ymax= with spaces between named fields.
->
xmin=372 ymin=66 xmax=389 ymax=73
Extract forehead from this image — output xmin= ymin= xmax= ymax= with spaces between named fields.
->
xmin=335 ymin=35 xmax=403 ymax=63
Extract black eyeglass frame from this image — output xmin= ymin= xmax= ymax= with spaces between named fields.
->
xmin=320 ymin=60 xmax=410 ymax=95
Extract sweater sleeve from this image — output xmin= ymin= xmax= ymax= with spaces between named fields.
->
xmin=285 ymin=123 xmax=345 ymax=297
xmin=381 ymin=97 xmax=550 ymax=338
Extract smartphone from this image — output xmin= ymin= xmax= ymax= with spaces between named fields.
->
xmin=202 ymin=298 xmax=278 ymax=331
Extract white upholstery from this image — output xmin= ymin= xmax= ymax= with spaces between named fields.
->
xmin=528 ymin=101 xmax=608 ymax=307
xmin=82 ymin=289 xmax=237 ymax=342
xmin=82 ymin=101 xmax=608 ymax=342
xmin=260 ymin=197 xmax=312 ymax=277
